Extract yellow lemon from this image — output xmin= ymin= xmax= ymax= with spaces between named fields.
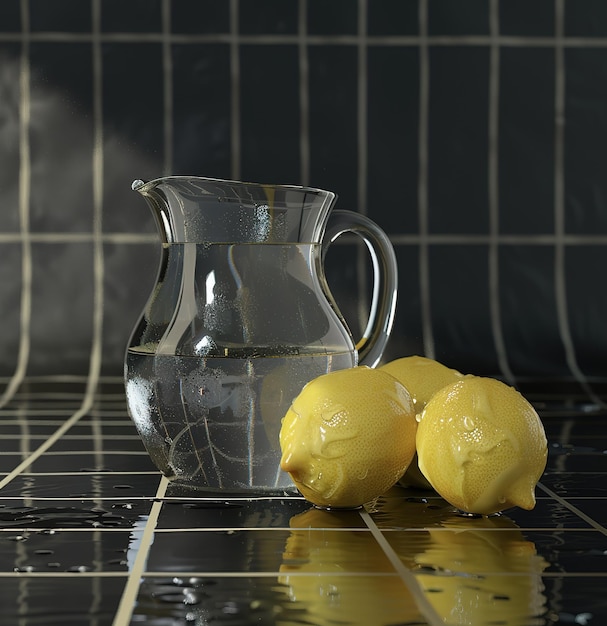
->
xmin=279 ymin=366 xmax=417 ymax=509
xmin=380 ymin=355 xmax=465 ymax=489
xmin=380 ymin=355 xmax=465 ymax=412
xmin=416 ymin=376 xmax=547 ymax=515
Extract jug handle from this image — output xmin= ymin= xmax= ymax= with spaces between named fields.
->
xmin=322 ymin=209 xmax=398 ymax=368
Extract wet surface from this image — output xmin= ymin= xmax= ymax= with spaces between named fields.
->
xmin=0 ymin=381 xmax=606 ymax=625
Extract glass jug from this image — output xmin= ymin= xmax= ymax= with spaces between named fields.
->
xmin=124 ymin=176 xmax=397 ymax=494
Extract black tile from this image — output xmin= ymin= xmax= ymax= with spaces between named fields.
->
xmin=565 ymin=0 xmax=607 ymax=37
xmin=499 ymin=0 xmax=554 ymax=37
xmin=101 ymin=0 xmax=163 ymax=32
xmin=565 ymin=246 xmax=607 ymax=376
xmin=0 ymin=1 xmax=20 ymax=31
xmin=239 ymin=45 xmax=301 ymax=184
xmin=506 ymin=497 xmax=595 ymax=529
xmin=102 ymin=42 xmax=164 ymax=227
xmin=29 ymin=43 xmax=95 ymax=232
xmin=427 ymin=46 xmax=490 ymax=235
xmin=498 ymin=246 xmax=569 ymax=377
xmin=29 ymin=0 xmax=91 ymax=32
xmin=147 ymin=529 xmax=291 ymax=572
xmin=0 ymin=45 xmax=21 ymax=234
xmin=568 ymin=498 xmax=607 ymax=527
xmin=0 ymin=576 xmax=125 ymax=626
xmin=171 ymin=0 xmax=230 ymax=34
xmin=0 ymin=473 xmax=162 ymax=498
xmin=102 ymin=243 xmax=160 ymax=376
xmin=367 ymin=46 xmax=419 ymax=234
xmin=0 ymin=529 xmax=133 ymax=572
xmin=428 ymin=0 xmax=489 ymax=36
xmin=542 ymin=576 xmax=607 ymax=623
xmin=308 ymin=45 xmax=358 ymax=209
xmin=47 ymin=435 xmax=146 ymax=453
xmin=499 ymin=48 xmax=555 ymax=235
xmin=156 ymin=496 xmax=311 ymax=529
xmin=28 ymin=452 xmax=156 ymax=473
xmin=171 ymin=43 xmax=232 ymax=177
xmin=529 ymin=530 xmax=607 ymax=573
xmin=29 ymin=244 xmax=94 ymax=376
xmin=546 ymin=445 xmax=607 ymax=472
xmin=135 ymin=574 xmax=425 ymax=625
xmin=429 ymin=245 xmax=499 ymax=375
xmin=0 ymin=499 xmax=152 ymax=528
xmin=540 ymin=471 xmax=607 ymax=498
xmin=239 ymin=0 xmax=298 ymax=35
xmin=368 ymin=0 xmax=418 ymax=36
xmin=0 ymin=244 xmax=22 ymax=376
xmin=565 ymin=49 xmax=607 ymax=234
xmin=382 ymin=245 xmax=425 ymax=363
xmin=307 ymin=0 xmax=358 ymax=36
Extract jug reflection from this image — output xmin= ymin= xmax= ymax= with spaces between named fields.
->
xmin=124 ymin=177 xmax=397 ymax=493
xmin=278 ymin=508 xmax=424 ymax=625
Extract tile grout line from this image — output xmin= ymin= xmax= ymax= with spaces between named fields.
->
xmin=298 ymin=0 xmax=310 ymax=186
xmin=5 ymin=231 xmax=607 ymax=245
xmin=356 ymin=0 xmax=371 ymax=336
xmin=5 ymin=32 xmax=607 ymax=47
xmin=112 ymin=476 xmax=169 ymax=626
xmin=230 ymin=0 xmax=241 ymax=180
xmin=360 ymin=510 xmax=444 ymax=626
xmin=417 ymin=0 xmax=434 ymax=360
xmin=161 ymin=0 xmax=173 ymax=176
xmin=487 ymin=0 xmax=515 ymax=385
xmin=0 ymin=0 xmax=33 ymax=410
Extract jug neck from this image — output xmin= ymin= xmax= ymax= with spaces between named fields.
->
xmin=132 ymin=176 xmax=337 ymax=245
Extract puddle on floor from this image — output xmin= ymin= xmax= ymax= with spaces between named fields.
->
xmin=134 ymin=574 xmax=425 ymax=626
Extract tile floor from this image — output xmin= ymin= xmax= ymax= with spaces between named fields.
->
xmin=0 ymin=379 xmax=606 ymax=625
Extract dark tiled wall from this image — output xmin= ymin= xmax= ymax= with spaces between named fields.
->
xmin=1 ymin=0 xmax=607 ymax=383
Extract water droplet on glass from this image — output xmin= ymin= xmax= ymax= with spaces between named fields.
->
xmin=463 ymin=415 xmax=475 ymax=430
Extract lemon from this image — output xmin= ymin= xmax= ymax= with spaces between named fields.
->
xmin=279 ymin=366 xmax=417 ymax=509
xmin=380 ymin=355 xmax=465 ymax=412
xmin=416 ymin=376 xmax=547 ymax=515
xmin=380 ymin=355 xmax=464 ymax=489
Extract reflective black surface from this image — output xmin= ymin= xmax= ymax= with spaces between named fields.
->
xmin=0 ymin=381 xmax=606 ymax=625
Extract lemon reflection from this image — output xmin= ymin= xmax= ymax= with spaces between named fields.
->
xmin=278 ymin=508 xmax=424 ymax=626
xmin=393 ymin=513 xmax=548 ymax=625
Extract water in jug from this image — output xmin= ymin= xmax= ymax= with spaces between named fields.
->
xmin=124 ymin=176 xmax=397 ymax=494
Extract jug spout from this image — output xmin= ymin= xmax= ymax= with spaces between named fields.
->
xmin=131 ymin=177 xmax=183 ymax=244
xmin=132 ymin=176 xmax=336 ymax=245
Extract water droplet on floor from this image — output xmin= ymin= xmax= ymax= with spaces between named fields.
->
xmin=68 ymin=565 xmax=91 ymax=573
